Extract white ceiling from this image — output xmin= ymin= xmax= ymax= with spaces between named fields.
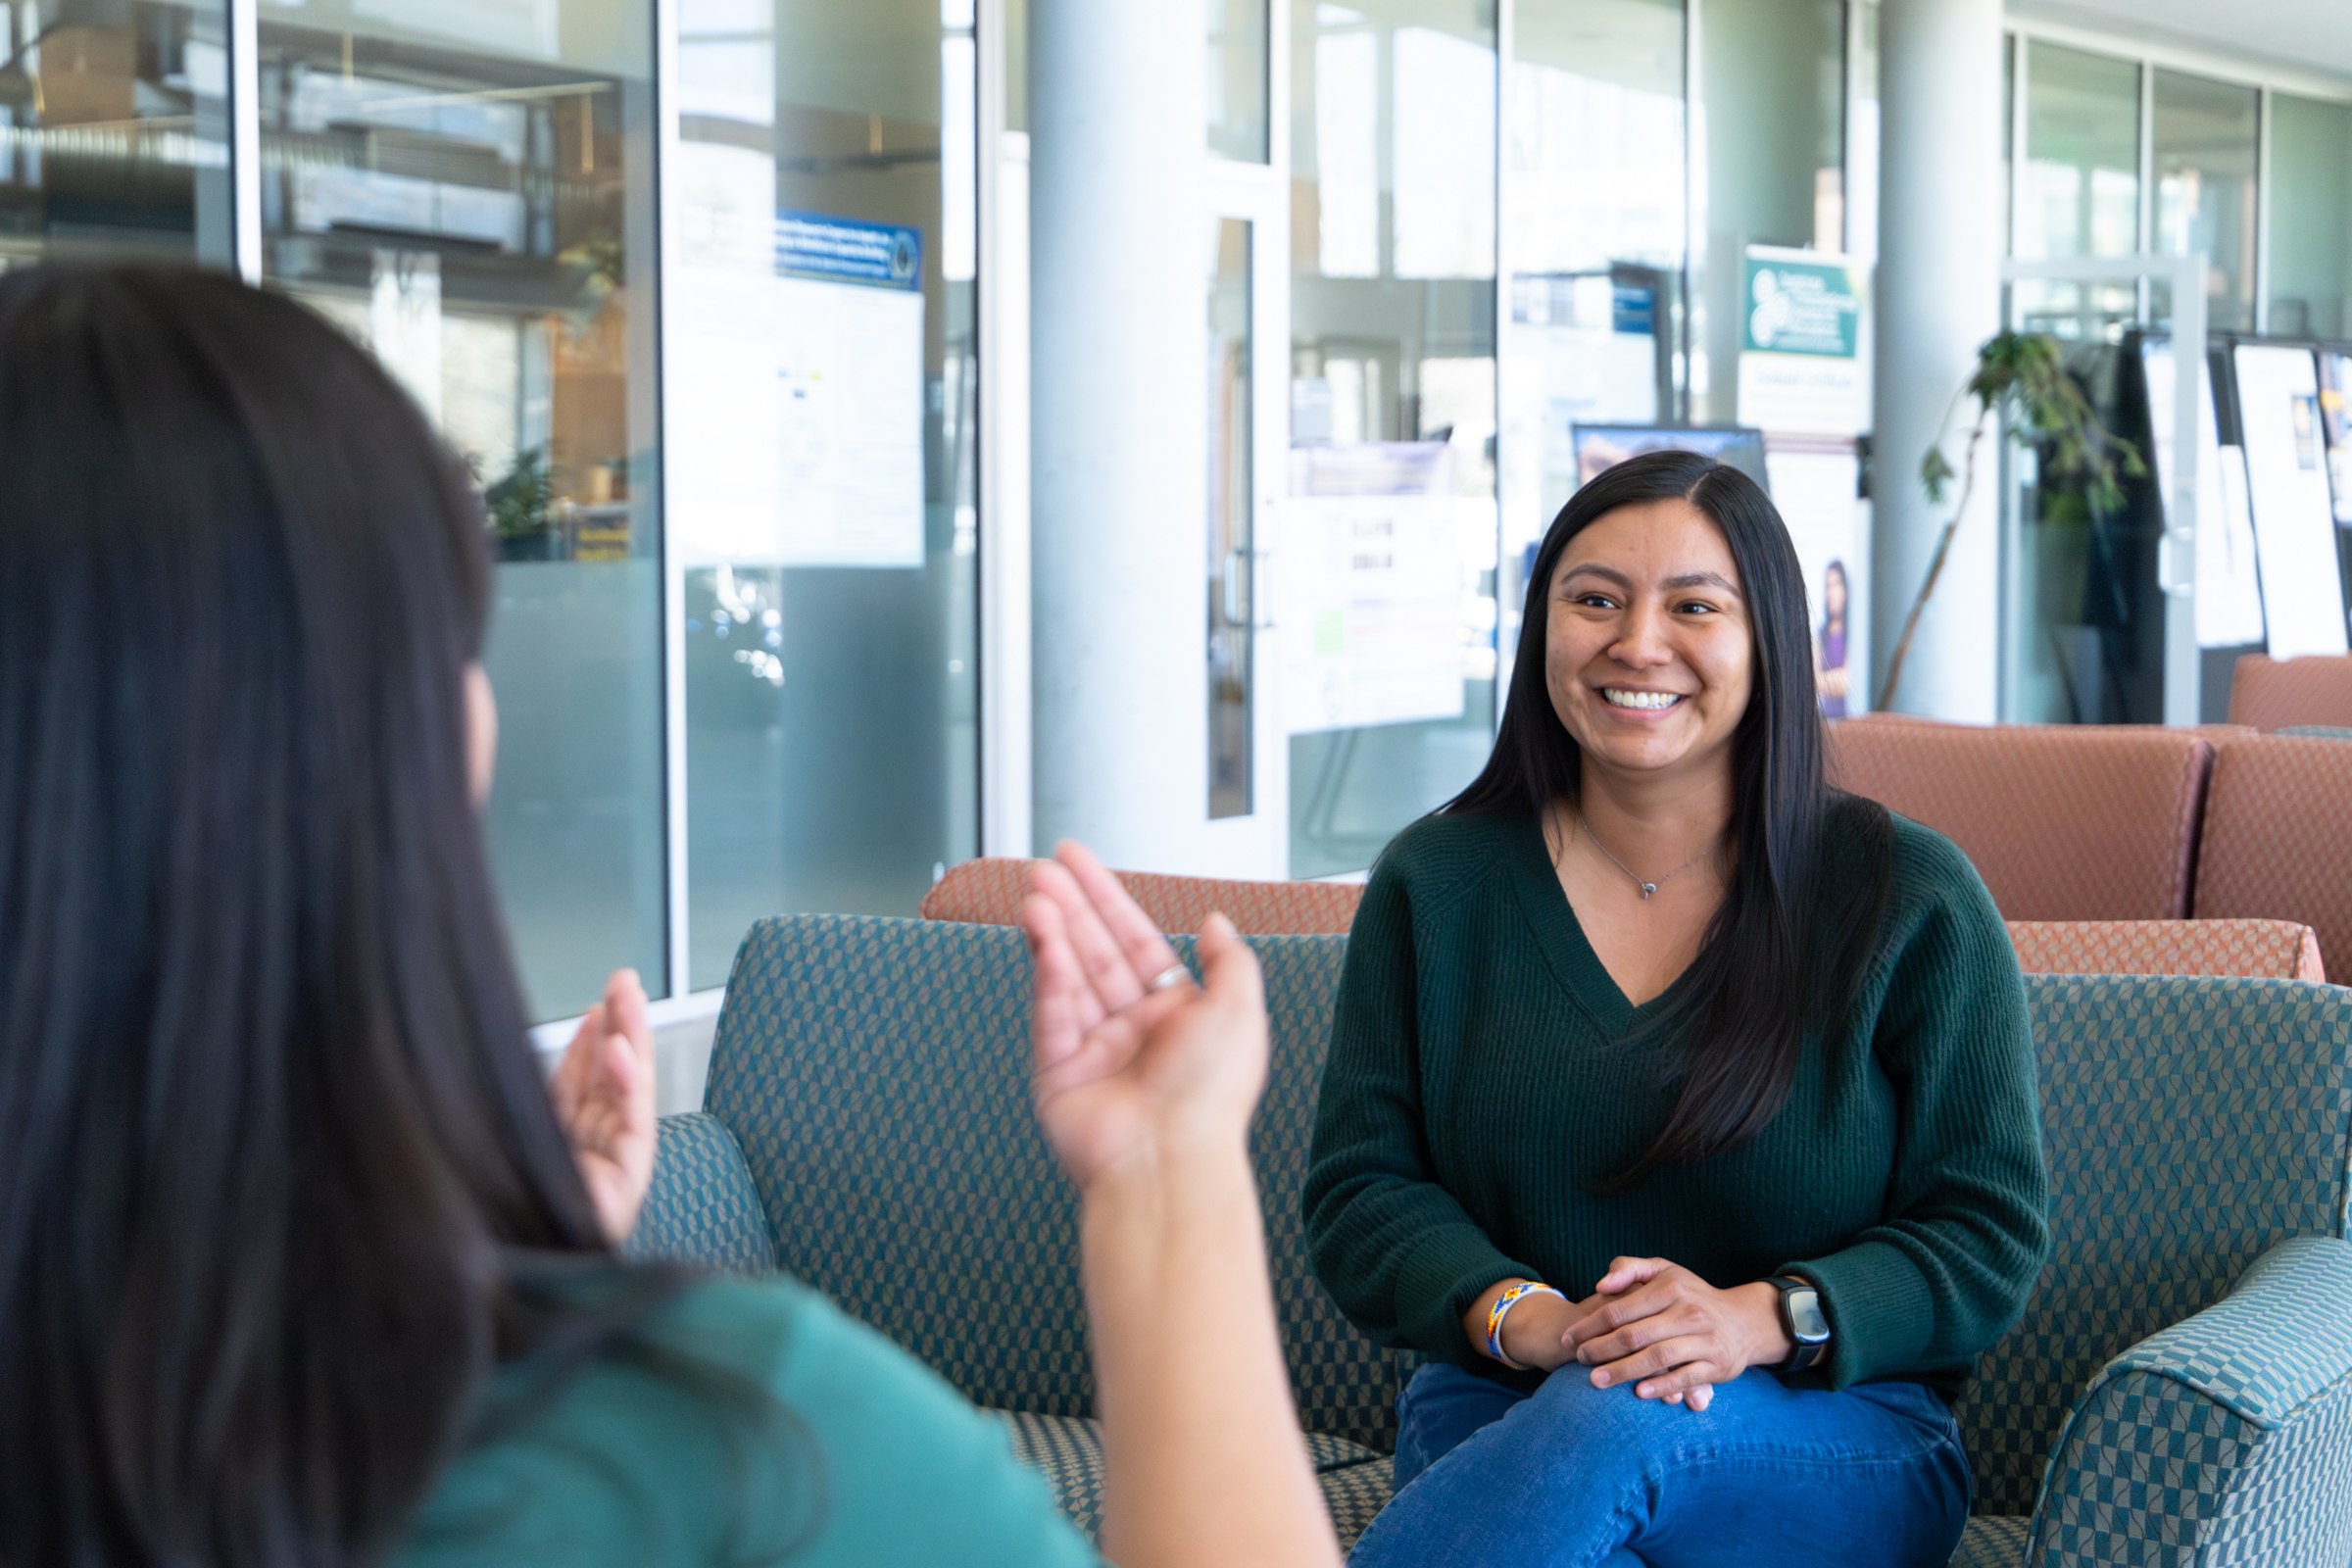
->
xmin=2008 ymin=0 xmax=2352 ymax=91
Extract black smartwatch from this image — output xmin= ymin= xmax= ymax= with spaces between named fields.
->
xmin=1767 ymin=1276 xmax=1832 ymax=1373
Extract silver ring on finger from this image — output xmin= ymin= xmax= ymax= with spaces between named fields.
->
xmin=1147 ymin=963 xmax=1194 ymax=993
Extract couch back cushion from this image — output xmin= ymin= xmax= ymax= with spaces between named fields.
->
xmin=1958 ymin=976 xmax=2352 ymax=1517
xmin=920 ymin=857 xmax=1364 ymax=936
xmin=703 ymin=914 xmax=1412 ymax=1450
xmin=2194 ymin=736 xmax=2352 ymax=982
xmin=2229 ymin=653 xmax=2352 ymax=732
xmin=1826 ymin=722 xmax=2212 ymax=919
xmin=2006 ymin=918 xmax=2326 ymax=982
xmin=624 ymin=1111 xmax=780 ymax=1274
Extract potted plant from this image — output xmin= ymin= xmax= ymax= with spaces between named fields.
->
xmin=1878 ymin=330 xmax=2143 ymax=710
xmin=486 ymin=447 xmax=561 ymax=562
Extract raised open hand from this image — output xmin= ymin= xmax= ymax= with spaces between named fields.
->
xmin=550 ymin=967 xmax=657 ymax=1245
xmin=1020 ymin=842 xmax=1268 ymax=1193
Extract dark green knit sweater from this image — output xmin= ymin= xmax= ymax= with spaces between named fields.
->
xmin=1303 ymin=807 xmax=2049 ymax=1398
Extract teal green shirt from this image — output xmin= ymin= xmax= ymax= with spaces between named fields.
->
xmin=397 ymin=1276 xmax=1096 ymax=1567
xmin=1304 ymin=808 xmax=2050 ymax=1398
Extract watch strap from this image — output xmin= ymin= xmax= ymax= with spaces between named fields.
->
xmin=1768 ymin=1275 xmax=1831 ymax=1373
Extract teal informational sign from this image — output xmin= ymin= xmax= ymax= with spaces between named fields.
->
xmin=1742 ymin=255 xmax=1860 ymax=358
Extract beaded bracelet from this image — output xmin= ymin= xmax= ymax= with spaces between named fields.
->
xmin=1484 ymin=1282 xmax=1567 ymax=1371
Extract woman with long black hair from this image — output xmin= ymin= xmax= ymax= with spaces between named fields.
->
xmin=1306 ymin=450 xmax=2049 ymax=1564
xmin=0 ymin=266 xmax=1341 ymax=1568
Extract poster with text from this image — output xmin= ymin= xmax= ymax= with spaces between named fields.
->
xmin=667 ymin=211 xmax=926 ymax=568
xmin=1738 ymin=247 xmax=1867 ymax=438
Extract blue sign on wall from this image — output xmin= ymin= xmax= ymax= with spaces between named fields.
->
xmin=775 ymin=211 xmax=923 ymax=290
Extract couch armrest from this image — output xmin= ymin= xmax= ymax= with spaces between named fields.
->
xmin=2028 ymin=1237 xmax=2352 ymax=1565
xmin=621 ymin=1111 xmax=780 ymax=1275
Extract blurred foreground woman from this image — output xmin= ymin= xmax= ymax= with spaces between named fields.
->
xmin=0 ymin=267 xmax=1338 ymax=1568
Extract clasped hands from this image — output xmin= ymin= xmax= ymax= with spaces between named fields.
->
xmin=1486 ymin=1260 xmax=1795 ymax=1414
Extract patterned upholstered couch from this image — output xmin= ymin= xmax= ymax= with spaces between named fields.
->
xmin=628 ymin=913 xmax=2352 ymax=1564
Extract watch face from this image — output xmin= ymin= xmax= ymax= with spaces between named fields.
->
xmin=1787 ymin=1288 xmax=1830 ymax=1343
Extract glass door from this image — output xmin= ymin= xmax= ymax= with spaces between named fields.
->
xmin=1203 ymin=152 xmax=1289 ymax=874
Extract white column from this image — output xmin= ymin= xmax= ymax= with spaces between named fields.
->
xmin=1029 ymin=0 xmax=1206 ymax=867
xmin=1871 ymin=0 xmax=2005 ymax=720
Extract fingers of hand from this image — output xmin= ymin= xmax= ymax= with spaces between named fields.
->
xmin=1196 ymin=912 xmax=1265 ymax=1010
xmin=1054 ymin=841 xmax=1184 ymax=987
xmin=554 ymin=1000 xmax=607 ymax=1115
xmin=1022 ymin=893 xmax=1101 ymax=1068
xmin=1593 ymin=1254 xmax=1673 ymax=1296
xmin=1629 ymin=1357 xmax=1724 ymax=1401
xmin=1592 ymin=1335 xmax=1719 ymax=1395
xmin=1563 ymin=1270 xmax=1685 ymax=1354
xmin=1574 ymin=1297 xmax=1708 ymax=1373
xmin=1036 ymin=853 xmax=1155 ymax=1015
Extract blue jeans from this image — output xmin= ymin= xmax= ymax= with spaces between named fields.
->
xmin=1350 ymin=1362 xmax=1972 ymax=1567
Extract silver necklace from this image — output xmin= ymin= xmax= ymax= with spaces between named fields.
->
xmin=1578 ymin=813 xmax=1719 ymax=901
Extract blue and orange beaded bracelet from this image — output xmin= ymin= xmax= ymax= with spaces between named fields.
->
xmin=1484 ymin=1281 xmax=1567 ymax=1370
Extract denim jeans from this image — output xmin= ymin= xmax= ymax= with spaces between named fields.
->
xmin=1350 ymin=1362 xmax=1973 ymax=1567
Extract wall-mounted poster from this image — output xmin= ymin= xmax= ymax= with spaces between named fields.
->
xmin=668 ymin=210 xmax=927 ymax=568
xmin=1737 ymin=246 xmax=1867 ymax=438
xmin=1281 ymin=442 xmax=1482 ymax=735
xmin=2232 ymin=344 xmax=2349 ymax=659
xmin=2139 ymin=339 xmax=2265 ymax=649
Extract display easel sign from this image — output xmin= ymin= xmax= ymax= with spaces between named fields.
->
xmin=2234 ymin=344 xmax=2349 ymax=659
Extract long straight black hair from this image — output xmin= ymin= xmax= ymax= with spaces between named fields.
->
xmin=0 ymin=267 xmax=779 ymax=1565
xmin=1446 ymin=449 xmax=1890 ymax=1190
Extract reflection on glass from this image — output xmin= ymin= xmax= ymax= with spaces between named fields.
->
xmin=1208 ymin=217 xmax=1252 ymax=818
xmin=672 ymin=0 xmax=979 ymax=989
xmin=1287 ymin=0 xmax=1496 ymax=878
xmin=0 ymin=0 xmax=230 ymax=264
xmin=2152 ymin=69 xmax=2257 ymax=334
xmin=1206 ymin=0 xmax=1266 ymax=163
xmin=257 ymin=0 xmax=665 ymax=1019
xmin=1504 ymin=0 xmax=1685 ymax=627
xmin=2268 ymin=94 xmax=2352 ymax=339
xmin=2015 ymin=42 xmax=2138 ymax=341
xmin=1693 ymin=0 xmax=1842 ymax=425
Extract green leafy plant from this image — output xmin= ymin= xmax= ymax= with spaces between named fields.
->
xmin=485 ymin=447 xmax=557 ymax=539
xmin=1877 ymin=330 xmax=2146 ymax=710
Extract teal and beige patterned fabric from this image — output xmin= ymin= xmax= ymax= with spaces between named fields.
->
xmin=699 ymin=914 xmax=1417 ymax=1447
xmin=624 ymin=1110 xmax=776 ymax=1275
xmin=1001 ymin=1411 xmax=1394 ymax=1551
xmin=641 ymin=918 xmax=2352 ymax=1566
xmin=1958 ymin=978 xmax=2352 ymax=1512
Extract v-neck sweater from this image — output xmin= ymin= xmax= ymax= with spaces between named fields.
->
xmin=1303 ymin=807 xmax=2049 ymax=1398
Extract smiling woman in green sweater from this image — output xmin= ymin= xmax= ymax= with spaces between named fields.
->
xmin=1305 ymin=449 xmax=2049 ymax=1566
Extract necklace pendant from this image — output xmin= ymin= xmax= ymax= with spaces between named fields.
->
xmin=1640 ymin=883 xmax=1657 ymax=900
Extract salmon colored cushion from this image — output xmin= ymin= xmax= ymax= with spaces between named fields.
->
xmin=920 ymin=858 xmax=1363 ymax=936
xmin=2193 ymin=735 xmax=2352 ymax=982
xmin=2228 ymin=653 xmax=2352 ymax=733
xmin=2006 ymin=918 xmax=2324 ymax=982
xmin=1827 ymin=722 xmax=2212 ymax=920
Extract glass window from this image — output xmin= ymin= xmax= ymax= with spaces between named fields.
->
xmin=0 ymin=0 xmax=232 ymax=266
xmin=1503 ymin=0 xmax=1686 ymax=620
xmin=670 ymin=0 xmax=979 ymax=988
xmin=1208 ymin=216 xmax=1252 ymax=818
xmin=255 ymin=0 xmax=665 ymax=1021
xmin=2268 ymin=93 xmax=2352 ymax=339
xmin=1207 ymin=0 xmax=1267 ymax=163
xmin=1693 ymin=0 xmax=1843 ymax=425
xmin=2152 ymin=69 xmax=2258 ymax=334
xmin=1287 ymin=0 xmax=1496 ymax=878
xmin=2014 ymin=42 xmax=2139 ymax=339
